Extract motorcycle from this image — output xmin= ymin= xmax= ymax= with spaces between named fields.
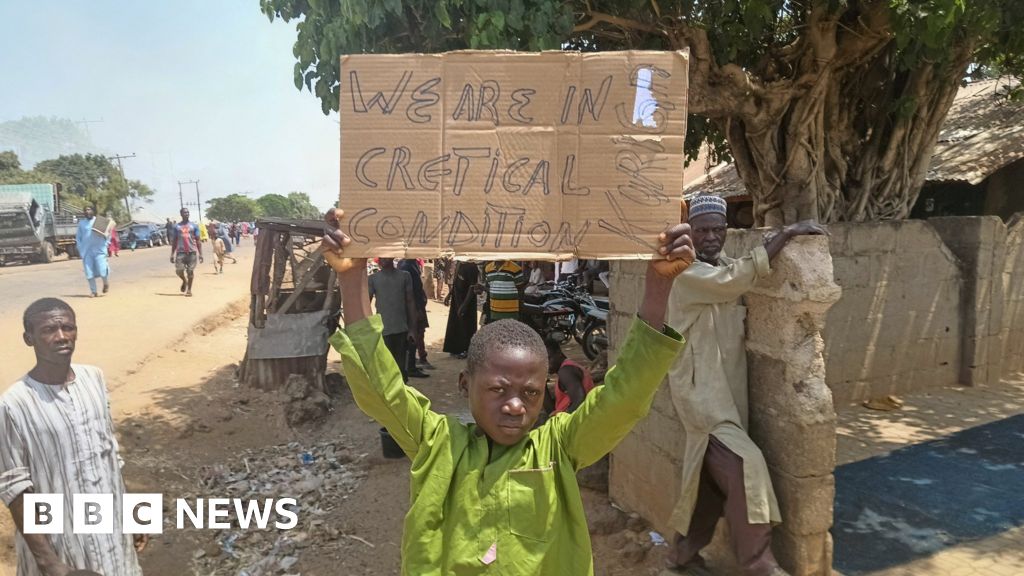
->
xmin=519 ymin=298 xmax=578 ymax=344
xmin=580 ymin=301 xmax=608 ymax=360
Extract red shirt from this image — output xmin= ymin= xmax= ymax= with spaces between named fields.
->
xmin=553 ymin=359 xmax=595 ymax=414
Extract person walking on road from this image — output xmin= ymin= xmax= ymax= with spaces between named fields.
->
xmin=169 ymin=207 xmax=203 ymax=297
xmin=74 ymin=206 xmax=109 ymax=297
xmin=105 ymin=214 xmax=120 ymax=258
xmin=0 ymin=298 xmax=147 ymax=576
xmin=212 ymin=231 xmax=237 ymax=274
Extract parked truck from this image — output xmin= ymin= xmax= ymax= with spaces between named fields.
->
xmin=0 ymin=183 xmax=80 ymax=265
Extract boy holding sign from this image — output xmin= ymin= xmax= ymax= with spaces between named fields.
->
xmin=322 ymin=205 xmax=693 ymax=575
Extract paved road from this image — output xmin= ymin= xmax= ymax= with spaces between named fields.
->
xmin=0 ymin=240 xmax=255 ymax=388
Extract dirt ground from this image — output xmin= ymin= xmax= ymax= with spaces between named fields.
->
xmin=2 ymin=297 xmax=671 ymax=575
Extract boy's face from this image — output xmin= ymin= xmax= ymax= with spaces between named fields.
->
xmin=461 ymin=346 xmax=548 ymax=446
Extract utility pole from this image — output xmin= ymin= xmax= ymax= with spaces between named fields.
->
xmin=106 ymin=153 xmax=136 ymax=220
xmin=178 ymin=179 xmax=201 ymax=222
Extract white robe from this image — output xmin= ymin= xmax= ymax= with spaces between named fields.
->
xmin=667 ymin=245 xmax=782 ymax=534
xmin=0 ymin=365 xmax=142 ymax=576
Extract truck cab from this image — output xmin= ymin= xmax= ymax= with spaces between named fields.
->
xmin=0 ymin=184 xmax=79 ymax=266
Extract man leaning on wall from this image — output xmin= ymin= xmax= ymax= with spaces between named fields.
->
xmin=664 ymin=195 xmax=827 ymax=576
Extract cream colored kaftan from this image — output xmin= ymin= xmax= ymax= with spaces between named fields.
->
xmin=667 ymin=245 xmax=782 ymax=534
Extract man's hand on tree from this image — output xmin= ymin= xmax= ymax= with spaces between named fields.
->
xmin=783 ymin=220 xmax=829 ymax=238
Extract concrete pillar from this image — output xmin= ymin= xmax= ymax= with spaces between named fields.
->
xmin=744 ymin=236 xmax=841 ymax=576
xmin=930 ymin=216 xmax=1007 ymax=386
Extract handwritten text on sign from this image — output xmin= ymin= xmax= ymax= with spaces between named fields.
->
xmin=339 ymin=50 xmax=689 ymax=259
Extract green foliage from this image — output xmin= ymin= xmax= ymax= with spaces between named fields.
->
xmin=286 ymin=191 xmax=322 ymax=218
xmin=35 ymin=154 xmax=118 ymax=198
xmin=0 ymin=151 xmax=42 ymax=185
xmin=207 ymin=193 xmax=261 ymax=222
xmin=262 ymin=0 xmax=1024 ymax=165
xmin=31 ymin=153 xmax=153 ymax=221
xmin=207 ymin=191 xmax=324 ymax=222
xmin=259 ymin=0 xmax=573 ymax=114
xmin=255 ymin=193 xmax=293 ymax=218
xmin=0 ymin=151 xmax=21 ymax=173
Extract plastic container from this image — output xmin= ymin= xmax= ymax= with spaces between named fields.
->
xmin=379 ymin=427 xmax=405 ymax=459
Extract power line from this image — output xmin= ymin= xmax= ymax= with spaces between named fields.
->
xmin=106 ymin=153 xmax=136 ymax=220
xmin=178 ymin=179 xmax=202 ymax=223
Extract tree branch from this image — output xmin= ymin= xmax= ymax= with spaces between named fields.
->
xmin=833 ymin=1 xmax=893 ymax=69
xmin=574 ymin=11 xmax=663 ymax=35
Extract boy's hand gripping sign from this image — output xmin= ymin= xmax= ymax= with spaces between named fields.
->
xmin=339 ymin=50 xmax=689 ymax=261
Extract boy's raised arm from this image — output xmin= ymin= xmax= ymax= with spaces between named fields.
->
xmin=322 ymin=210 xmax=442 ymax=459
xmin=556 ymin=209 xmax=694 ymax=469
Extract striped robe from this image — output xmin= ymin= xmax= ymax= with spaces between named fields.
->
xmin=0 ymin=365 xmax=142 ymax=576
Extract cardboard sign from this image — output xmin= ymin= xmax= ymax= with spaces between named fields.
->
xmin=339 ymin=50 xmax=689 ymax=260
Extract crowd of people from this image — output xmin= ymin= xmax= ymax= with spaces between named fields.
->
xmin=340 ymin=196 xmax=826 ymax=576
xmin=8 ymin=198 xmax=830 ymax=575
xmin=72 ymin=206 xmax=257 ymax=298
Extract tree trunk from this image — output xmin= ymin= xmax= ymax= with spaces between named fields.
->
xmin=664 ymin=2 xmax=973 ymax=226
xmin=724 ymin=54 xmax=970 ymax=224
xmin=721 ymin=46 xmax=971 ymax=226
xmin=576 ymin=2 xmax=979 ymax=226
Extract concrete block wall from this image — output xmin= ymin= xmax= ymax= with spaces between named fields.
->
xmin=930 ymin=217 xmax=1008 ymax=386
xmin=1003 ymin=215 xmax=1024 ymax=374
xmin=608 ymin=239 xmax=840 ymax=575
xmin=606 ymin=217 xmax=1024 ymax=575
xmin=606 ymin=261 xmax=685 ymax=533
xmin=606 ymin=261 xmax=746 ymax=570
xmin=745 ymin=236 xmax=840 ymax=576
xmin=824 ymin=221 xmax=962 ymax=404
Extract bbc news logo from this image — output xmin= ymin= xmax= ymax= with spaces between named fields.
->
xmin=23 ymin=494 xmax=299 ymax=534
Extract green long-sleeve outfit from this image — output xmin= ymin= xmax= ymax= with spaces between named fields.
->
xmin=330 ymin=315 xmax=683 ymax=575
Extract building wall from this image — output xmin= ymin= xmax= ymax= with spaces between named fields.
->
xmin=607 ymin=217 xmax=1024 ymax=566
xmin=985 ymin=158 xmax=1024 ymax=221
xmin=1003 ymin=215 xmax=1024 ymax=374
xmin=824 ymin=221 xmax=963 ymax=404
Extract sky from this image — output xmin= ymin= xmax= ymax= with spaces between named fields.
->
xmin=0 ymin=0 xmax=339 ymax=220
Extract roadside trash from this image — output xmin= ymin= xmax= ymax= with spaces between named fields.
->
xmin=649 ymin=531 xmax=667 ymax=546
xmin=187 ymin=439 xmax=366 ymax=574
xmin=221 ymin=532 xmax=240 ymax=557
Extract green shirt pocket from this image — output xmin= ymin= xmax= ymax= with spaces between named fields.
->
xmin=508 ymin=463 xmax=556 ymax=542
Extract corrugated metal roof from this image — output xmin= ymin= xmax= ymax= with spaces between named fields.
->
xmin=927 ymin=78 xmax=1024 ymax=184
xmin=684 ymin=77 xmax=1024 ymax=197
xmin=683 ymin=161 xmax=748 ymax=199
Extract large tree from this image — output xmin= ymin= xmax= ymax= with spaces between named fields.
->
xmin=255 ymin=193 xmax=294 ymax=218
xmin=260 ymin=0 xmax=1023 ymax=225
xmin=286 ymin=191 xmax=322 ymax=219
xmin=34 ymin=153 xmax=153 ymax=220
xmin=207 ymin=193 xmax=261 ymax=222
